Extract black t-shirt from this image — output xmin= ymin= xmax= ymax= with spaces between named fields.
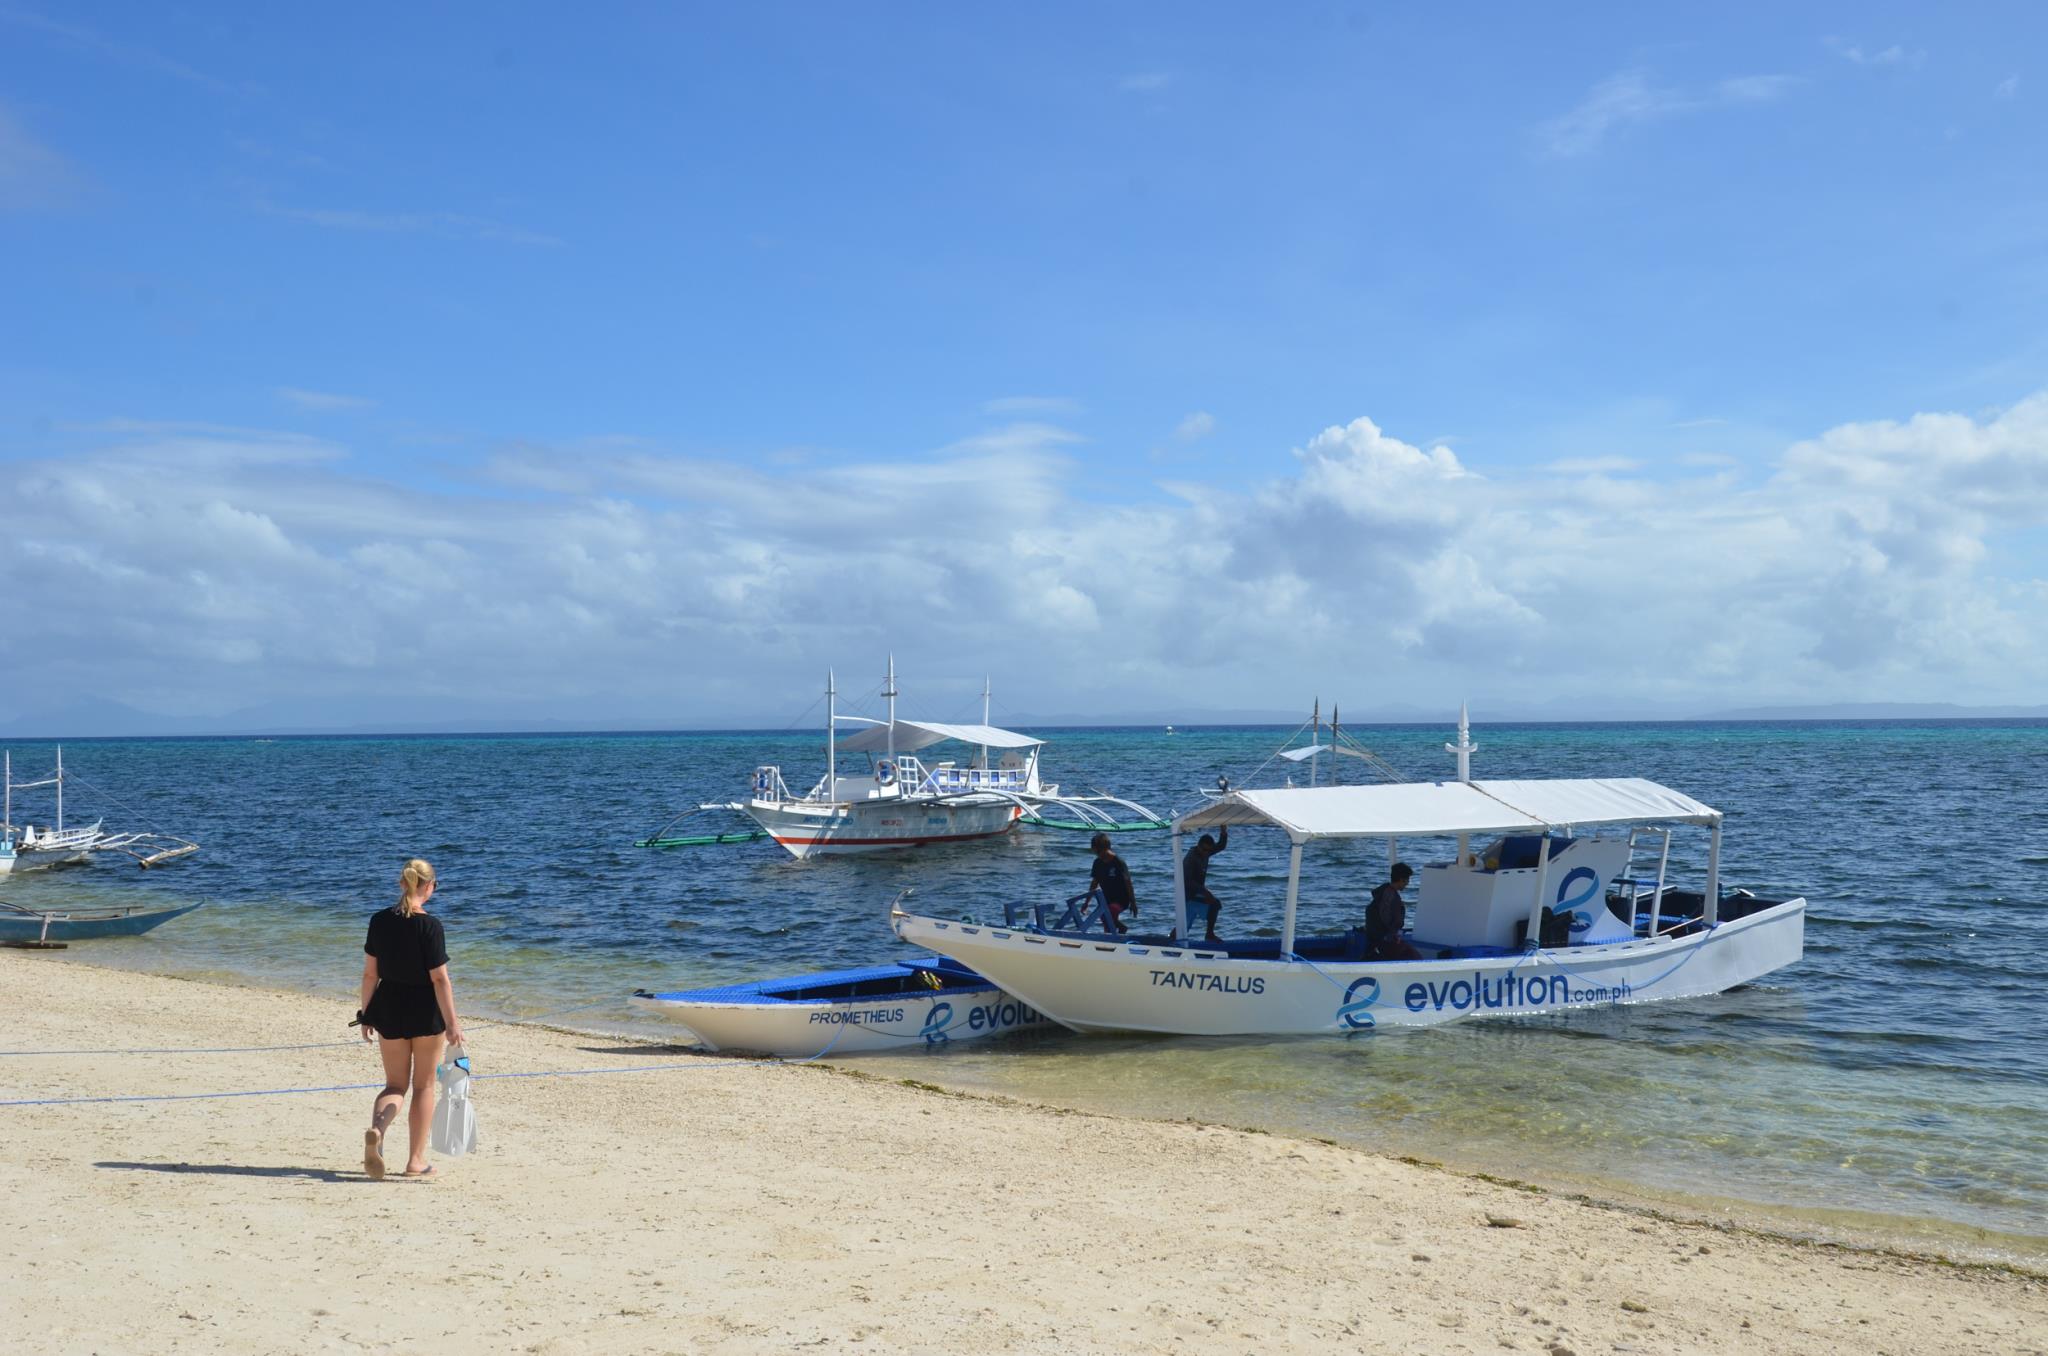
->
xmin=1365 ymin=882 xmax=1406 ymax=948
xmin=1090 ymin=853 xmax=1135 ymax=909
xmin=364 ymin=908 xmax=448 ymax=984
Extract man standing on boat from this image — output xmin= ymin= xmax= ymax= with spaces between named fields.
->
xmin=1366 ymin=863 xmax=1423 ymax=960
xmin=1183 ymin=826 xmax=1229 ymax=944
xmin=1087 ymin=833 xmax=1138 ymax=933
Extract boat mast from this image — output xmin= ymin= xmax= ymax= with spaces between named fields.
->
xmin=981 ymin=675 xmax=991 ymax=771
xmin=1446 ymin=702 xmax=1478 ymax=864
xmin=1309 ymin=698 xmax=1320 ymax=788
xmin=884 ymin=655 xmax=897 ymax=779
xmin=54 ymin=746 xmax=62 ymax=831
xmin=826 ymin=669 xmax=837 ymax=803
xmin=3 ymin=750 xmax=10 ymax=835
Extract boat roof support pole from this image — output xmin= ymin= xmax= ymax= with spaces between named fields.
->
xmin=1280 ymin=839 xmax=1304 ymax=956
xmin=1525 ymin=827 xmax=1555 ymax=949
xmin=1704 ymin=817 xmax=1722 ymax=926
xmin=1169 ymin=829 xmax=1185 ymax=941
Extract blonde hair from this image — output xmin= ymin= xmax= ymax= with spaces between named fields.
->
xmin=398 ymin=858 xmax=436 ymax=916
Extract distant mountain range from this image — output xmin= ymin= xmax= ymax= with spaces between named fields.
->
xmin=0 ymin=695 xmax=2041 ymax=739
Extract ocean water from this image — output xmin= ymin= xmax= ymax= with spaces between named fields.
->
xmin=5 ymin=720 xmax=2044 ymax=1260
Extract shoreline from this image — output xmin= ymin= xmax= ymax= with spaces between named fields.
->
xmin=33 ymin=945 xmax=2048 ymax=1273
xmin=6 ymin=951 xmax=2044 ymax=1354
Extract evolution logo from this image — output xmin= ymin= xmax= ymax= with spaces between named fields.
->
xmin=920 ymin=1002 xmax=953 ymax=1048
xmin=1556 ymin=866 xmax=1601 ymax=934
xmin=1337 ymin=976 xmax=1379 ymax=1029
xmin=1403 ymin=971 xmax=1632 ymax=1013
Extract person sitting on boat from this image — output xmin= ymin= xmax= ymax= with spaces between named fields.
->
xmin=1366 ymin=863 xmax=1423 ymax=960
xmin=1087 ymin=832 xmax=1137 ymax=934
xmin=1182 ymin=825 xmax=1229 ymax=944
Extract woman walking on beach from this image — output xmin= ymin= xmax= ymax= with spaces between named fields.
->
xmin=357 ymin=858 xmax=465 ymax=1180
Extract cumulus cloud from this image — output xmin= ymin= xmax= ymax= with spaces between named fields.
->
xmin=1175 ymin=411 xmax=1215 ymax=442
xmin=2 ymin=397 xmax=2044 ymax=724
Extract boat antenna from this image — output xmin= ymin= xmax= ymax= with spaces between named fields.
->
xmin=1445 ymin=702 xmax=1478 ymax=782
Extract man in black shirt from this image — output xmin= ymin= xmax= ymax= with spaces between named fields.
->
xmin=1182 ymin=826 xmax=1229 ymax=944
xmin=1088 ymin=832 xmax=1137 ymax=933
xmin=1366 ymin=862 xmax=1423 ymax=960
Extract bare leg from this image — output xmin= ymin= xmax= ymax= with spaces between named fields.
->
xmin=366 ymin=1038 xmax=408 ymax=1180
xmin=404 ymin=1035 xmax=446 ymax=1175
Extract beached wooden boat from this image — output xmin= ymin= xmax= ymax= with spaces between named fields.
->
xmin=0 ymin=899 xmax=204 ymax=947
xmin=631 ymin=955 xmax=1050 ymax=1055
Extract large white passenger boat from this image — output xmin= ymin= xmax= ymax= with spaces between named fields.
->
xmin=892 ymin=715 xmax=1805 ymax=1035
xmin=679 ymin=660 xmax=1161 ymax=860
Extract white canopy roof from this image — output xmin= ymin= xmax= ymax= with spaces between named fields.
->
xmin=1175 ymin=777 xmax=1718 ymax=841
xmin=834 ymin=719 xmax=1044 ymax=755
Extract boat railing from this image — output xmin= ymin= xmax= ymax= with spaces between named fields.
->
xmin=750 ymin=765 xmax=794 ymax=802
xmin=917 ymin=764 xmax=1029 ymax=796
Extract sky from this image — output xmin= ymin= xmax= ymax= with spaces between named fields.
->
xmin=2 ymin=4 xmax=2045 ymax=731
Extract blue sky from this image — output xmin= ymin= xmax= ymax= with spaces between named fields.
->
xmin=2 ymin=4 xmax=2045 ymax=730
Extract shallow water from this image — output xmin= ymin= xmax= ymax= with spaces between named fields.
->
xmin=6 ymin=720 xmax=2044 ymax=1258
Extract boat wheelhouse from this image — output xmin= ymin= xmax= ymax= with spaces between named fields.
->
xmin=892 ymin=719 xmax=1804 ymax=1036
xmin=671 ymin=659 xmax=1161 ymax=859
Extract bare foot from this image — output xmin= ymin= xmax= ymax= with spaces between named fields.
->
xmin=363 ymin=1129 xmax=385 ymax=1181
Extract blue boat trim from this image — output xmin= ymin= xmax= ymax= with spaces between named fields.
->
xmin=635 ymin=956 xmax=997 ymax=1007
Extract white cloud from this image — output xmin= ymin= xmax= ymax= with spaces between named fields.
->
xmin=1833 ymin=42 xmax=1924 ymax=69
xmin=982 ymin=395 xmax=1081 ymax=416
xmin=0 ymin=104 xmax=83 ymax=212
xmin=1119 ymin=73 xmax=1171 ymax=94
xmin=1995 ymin=75 xmax=2019 ymax=100
xmin=1539 ymin=68 xmax=1796 ymax=156
xmin=277 ymin=387 xmax=376 ymax=413
xmin=1545 ymin=456 xmax=1642 ymax=474
xmin=258 ymin=201 xmax=563 ymax=247
xmin=3 ymin=398 xmax=2044 ymax=723
xmin=1175 ymin=411 xmax=1215 ymax=442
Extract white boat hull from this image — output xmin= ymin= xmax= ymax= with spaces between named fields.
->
xmin=630 ymin=986 xmax=1050 ymax=1055
xmin=892 ymin=899 xmax=1806 ymax=1036
xmin=736 ymin=797 xmax=1023 ymax=859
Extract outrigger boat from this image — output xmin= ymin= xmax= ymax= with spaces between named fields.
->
xmin=631 ymin=953 xmax=1049 ymax=1055
xmin=891 ymin=711 xmax=1805 ymax=1036
xmin=1 ymin=749 xmax=201 ymax=874
xmin=646 ymin=659 xmax=1163 ymax=859
xmin=0 ymin=899 xmax=204 ymax=947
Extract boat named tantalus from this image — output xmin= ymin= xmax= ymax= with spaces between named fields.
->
xmin=891 ymin=733 xmax=1804 ymax=1036
xmin=684 ymin=658 xmax=1162 ymax=859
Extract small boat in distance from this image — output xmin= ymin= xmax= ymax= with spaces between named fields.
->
xmin=650 ymin=659 xmax=1163 ymax=859
xmin=891 ymin=708 xmax=1805 ymax=1037
xmin=2 ymin=749 xmax=201 ymax=874
xmin=631 ymin=953 xmax=1049 ymax=1056
xmin=0 ymin=899 xmax=204 ymax=948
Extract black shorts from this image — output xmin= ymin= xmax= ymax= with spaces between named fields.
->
xmin=365 ymin=980 xmax=445 ymax=1040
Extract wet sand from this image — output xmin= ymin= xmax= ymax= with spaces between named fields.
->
xmin=3 ymin=951 xmax=2042 ymax=1355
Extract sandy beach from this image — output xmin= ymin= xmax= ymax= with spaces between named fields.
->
xmin=2 ymin=951 xmax=2041 ymax=1356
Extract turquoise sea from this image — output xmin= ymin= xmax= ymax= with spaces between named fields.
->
xmin=6 ymin=720 xmax=2044 ymax=1263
